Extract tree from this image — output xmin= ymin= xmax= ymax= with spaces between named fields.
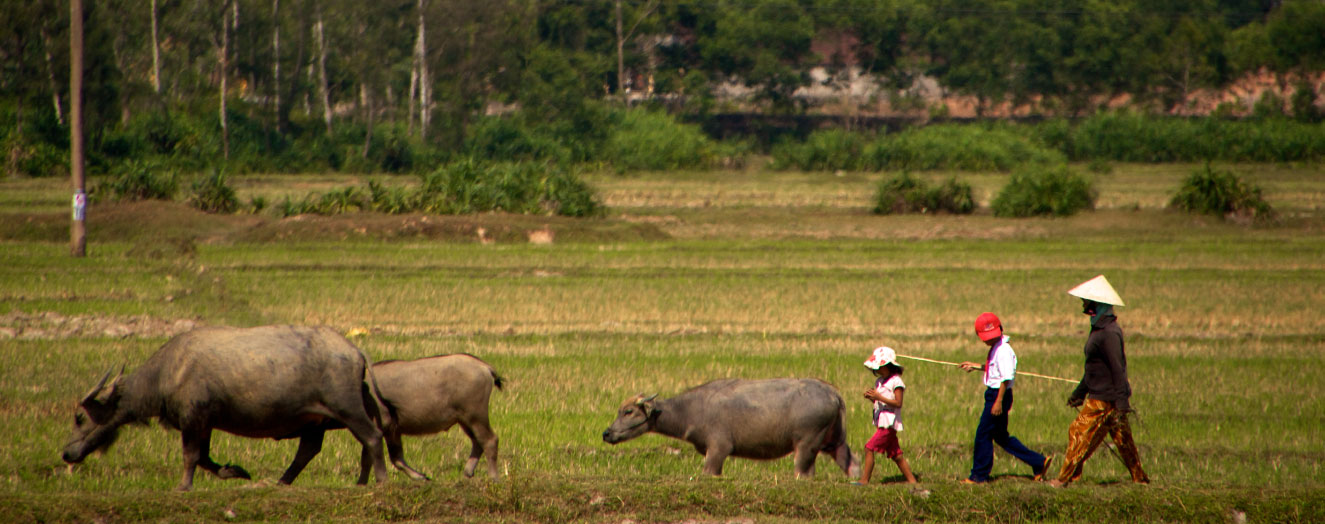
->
xmin=696 ymin=0 xmax=817 ymax=111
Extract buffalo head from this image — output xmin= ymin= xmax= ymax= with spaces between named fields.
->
xmin=62 ymin=367 xmax=127 ymax=464
xmin=602 ymin=393 xmax=660 ymax=444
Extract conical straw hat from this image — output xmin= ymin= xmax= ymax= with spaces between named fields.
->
xmin=1067 ymin=275 xmax=1125 ymax=306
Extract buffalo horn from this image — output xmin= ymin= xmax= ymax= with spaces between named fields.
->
xmin=80 ymin=367 xmax=115 ymax=406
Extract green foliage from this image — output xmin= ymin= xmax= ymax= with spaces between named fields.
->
xmin=418 ymin=160 xmax=600 ymax=217
xmin=775 ymin=125 xmax=1062 ymax=173
xmin=1169 ymin=165 xmax=1274 ymax=221
xmin=992 ymin=165 xmax=1097 ymax=217
xmin=871 ymin=172 xmax=975 ymax=215
xmin=464 ymin=116 xmax=573 ymax=164
xmin=275 ymin=161 xmax=602 ymax=218
xmin=1062 ymin=111 xmax=1325 ymax=163
xmin=603 ymin=109 xmax=719 ymax=173
xmin=2 ymin=134 xmax=67 ymax=178
xmin=95 ymin=160 xmax=177 ymax=202
xmin=869 ymin=124 xmax=1064 ymax=171
xmin=698 ymin=0 xmax=816 ymax=110
xmin=187 ymin=170 xmax=239 ymax=214
xmin=770 ymin=129 xmax=868 ymax=171
xmin=1289 ymin=81 xmax=1322 ymax=123
xmin=1252 ymin=92 xmax=1287 ymax=120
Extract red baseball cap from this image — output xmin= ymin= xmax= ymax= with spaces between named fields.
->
xmin=974 ymin=312 xmax=1002 ymax=341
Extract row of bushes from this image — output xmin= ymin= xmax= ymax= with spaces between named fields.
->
xmin=872 ymin=164 xmax=1271 ymax=221
xmin=94 ymin=160 xmax=603 ymax=218
xmin=774 ymin=126 xmax=1067 ymax=173
xmin=98 ymin=155 xmax=1268 ymax=223
xmin=774 ymin=113 xmax=1325 ymax=173
xmin=9 ymin=97 xmax=1324 ymax=182
xmin=3 ymin=100 xmax=733 ymax=178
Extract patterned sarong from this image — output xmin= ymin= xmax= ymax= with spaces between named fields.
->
xmin=1056 ymin=399 xmax=1149 ymax=484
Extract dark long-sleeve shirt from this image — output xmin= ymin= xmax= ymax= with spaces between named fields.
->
xmin=1069 ymin=315 xmax=1133 ymax=411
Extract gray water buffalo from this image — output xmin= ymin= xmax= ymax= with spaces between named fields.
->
xmin=349 ymin=353 xmax=503 ymax=481
xmin=602 ymin=378 xmax=859 ymax=478
xmin=61 ymin=325 xmax=390 ymax=491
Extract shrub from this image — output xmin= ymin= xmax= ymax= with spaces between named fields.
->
xmin=992 ymin=165 xmax=1096 ymax=217
xmin=1290 ymin=81 xmax=1322 ymax=123
xmin=1169 ymin=165 xmax=1274 ymax=221
xmin=872 ymin=172 xmax=975 ymax=215
xmin=188 ymin=170 xmax=239 ymax=213
xmin=770 ymin=129 xmax=868 ymax=171
xmin=930 ymin=177 xmax=976 ymax=214
xmin=1252 ymin=92 xmax=1286 ymax=120
xmin=3 ymin=135 xmax=67 ymax=178
xmin=464 ymin=115 xmax=573 ymax=164
xmin=417 ymin=160 xmax=602 ymax=217
xmin=602 ymin=109 xmax=719 ymax=173
xmin=864 ymin=124 xmax=1064 ymax=172
xmin=96 ymin=160 xmax=177 ymax=202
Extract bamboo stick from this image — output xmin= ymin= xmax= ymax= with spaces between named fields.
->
xmin=896 ymin=354 xmax=1077 ymax=383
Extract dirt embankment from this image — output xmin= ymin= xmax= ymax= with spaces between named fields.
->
xmin=0 ymin=311 xmax=198 ymax=341
xmin=0 ymin=200 xmax=668 ymax=245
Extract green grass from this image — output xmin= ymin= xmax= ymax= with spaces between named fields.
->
xmin=2 ymin=166 xmax=1324 ymax=522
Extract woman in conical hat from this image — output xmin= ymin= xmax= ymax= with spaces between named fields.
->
xmin=1050 ymin=275 xmax=1150 ymax=486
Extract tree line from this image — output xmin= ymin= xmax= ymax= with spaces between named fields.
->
xmin=2 ymin=0 xmax=1323 ymax=177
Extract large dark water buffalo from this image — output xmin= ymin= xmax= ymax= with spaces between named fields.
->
xmin=61 ymin=325 xmax=390 ymax=491
xmin=602 ymin=378 xmax=859 ymax=477
xmin=349 ymin=353 xmax=503 ymax=481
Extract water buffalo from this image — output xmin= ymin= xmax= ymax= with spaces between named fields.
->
xmin=602 ymin=378 xmax=859 ymax=478
xmin=61 ymin=325 xmax=390 ymax=491
xmin=350 ymin=353 xmax=503 ymax=482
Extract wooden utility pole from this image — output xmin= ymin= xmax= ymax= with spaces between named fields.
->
xmin=70 ymin=0 xmax=86 ymax=257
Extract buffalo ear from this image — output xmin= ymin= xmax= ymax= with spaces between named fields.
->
xmin=637 ymin=393 xmax=661 ymax=417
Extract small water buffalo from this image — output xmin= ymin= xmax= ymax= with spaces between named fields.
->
xmin=602 ymin=378 xmax=859 ymax=478
xmin=61 ymin=325 xmax=390 ymax=491
xmin=351 ymin=353 xmax=503 ymax=481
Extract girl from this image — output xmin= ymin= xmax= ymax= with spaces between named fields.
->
xmin=858 ymin=346 xmax=919 ymax=484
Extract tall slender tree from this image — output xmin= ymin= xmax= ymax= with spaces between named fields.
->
xmin=271 ymin=0 xmax=281 ymax=130
xmin=414 ymin=0 xmax=430 ymax=140
xmin=218 ymin=0 xmax=232 ymax=159
xmin=314 ymin=0 xmax=332 ymax=133
xmin=150 ymin=0 xmax=161 ymax=93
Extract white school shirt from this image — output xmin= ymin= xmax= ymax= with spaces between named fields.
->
xmin=873 ymin=374 xmax=905 ymax=430
xmin=983 ymin=335 xmax=1017 ymax=389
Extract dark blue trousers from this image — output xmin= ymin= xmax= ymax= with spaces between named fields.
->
xmin=970 ymin=386 xmax=1046 ymax=482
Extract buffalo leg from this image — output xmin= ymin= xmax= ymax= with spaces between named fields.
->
xmin=385 ymin=431 xmax=429 ymax=481
xmin=461 ymin=420 xmax=500 ymax=480
xmin=339 ymin=414 xmax=388 ymax=484
xmin=278 ymin=428 xmax=325 ymax=485
xmin=179 ymin=428 xmax=252 ymax=491
xmin=177 ymin=429 xmax=206 ymax=491
xmin=191 ymin=430 xmax=252 ymax=481
xmin=793 ymin=441 xmax=819 ymax=478
xmin=701 ymin=442 xmax=731 ymax=476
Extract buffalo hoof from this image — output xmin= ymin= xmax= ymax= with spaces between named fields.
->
xmin=218 ymin=464 xmax=251 ymax=480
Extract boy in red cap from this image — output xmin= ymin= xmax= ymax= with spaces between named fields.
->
xmin=958 ymin=312 xmax=1053 ymax=484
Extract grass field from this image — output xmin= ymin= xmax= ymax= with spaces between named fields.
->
xmin=1 ymin=164 xmax=1323 ymax=523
